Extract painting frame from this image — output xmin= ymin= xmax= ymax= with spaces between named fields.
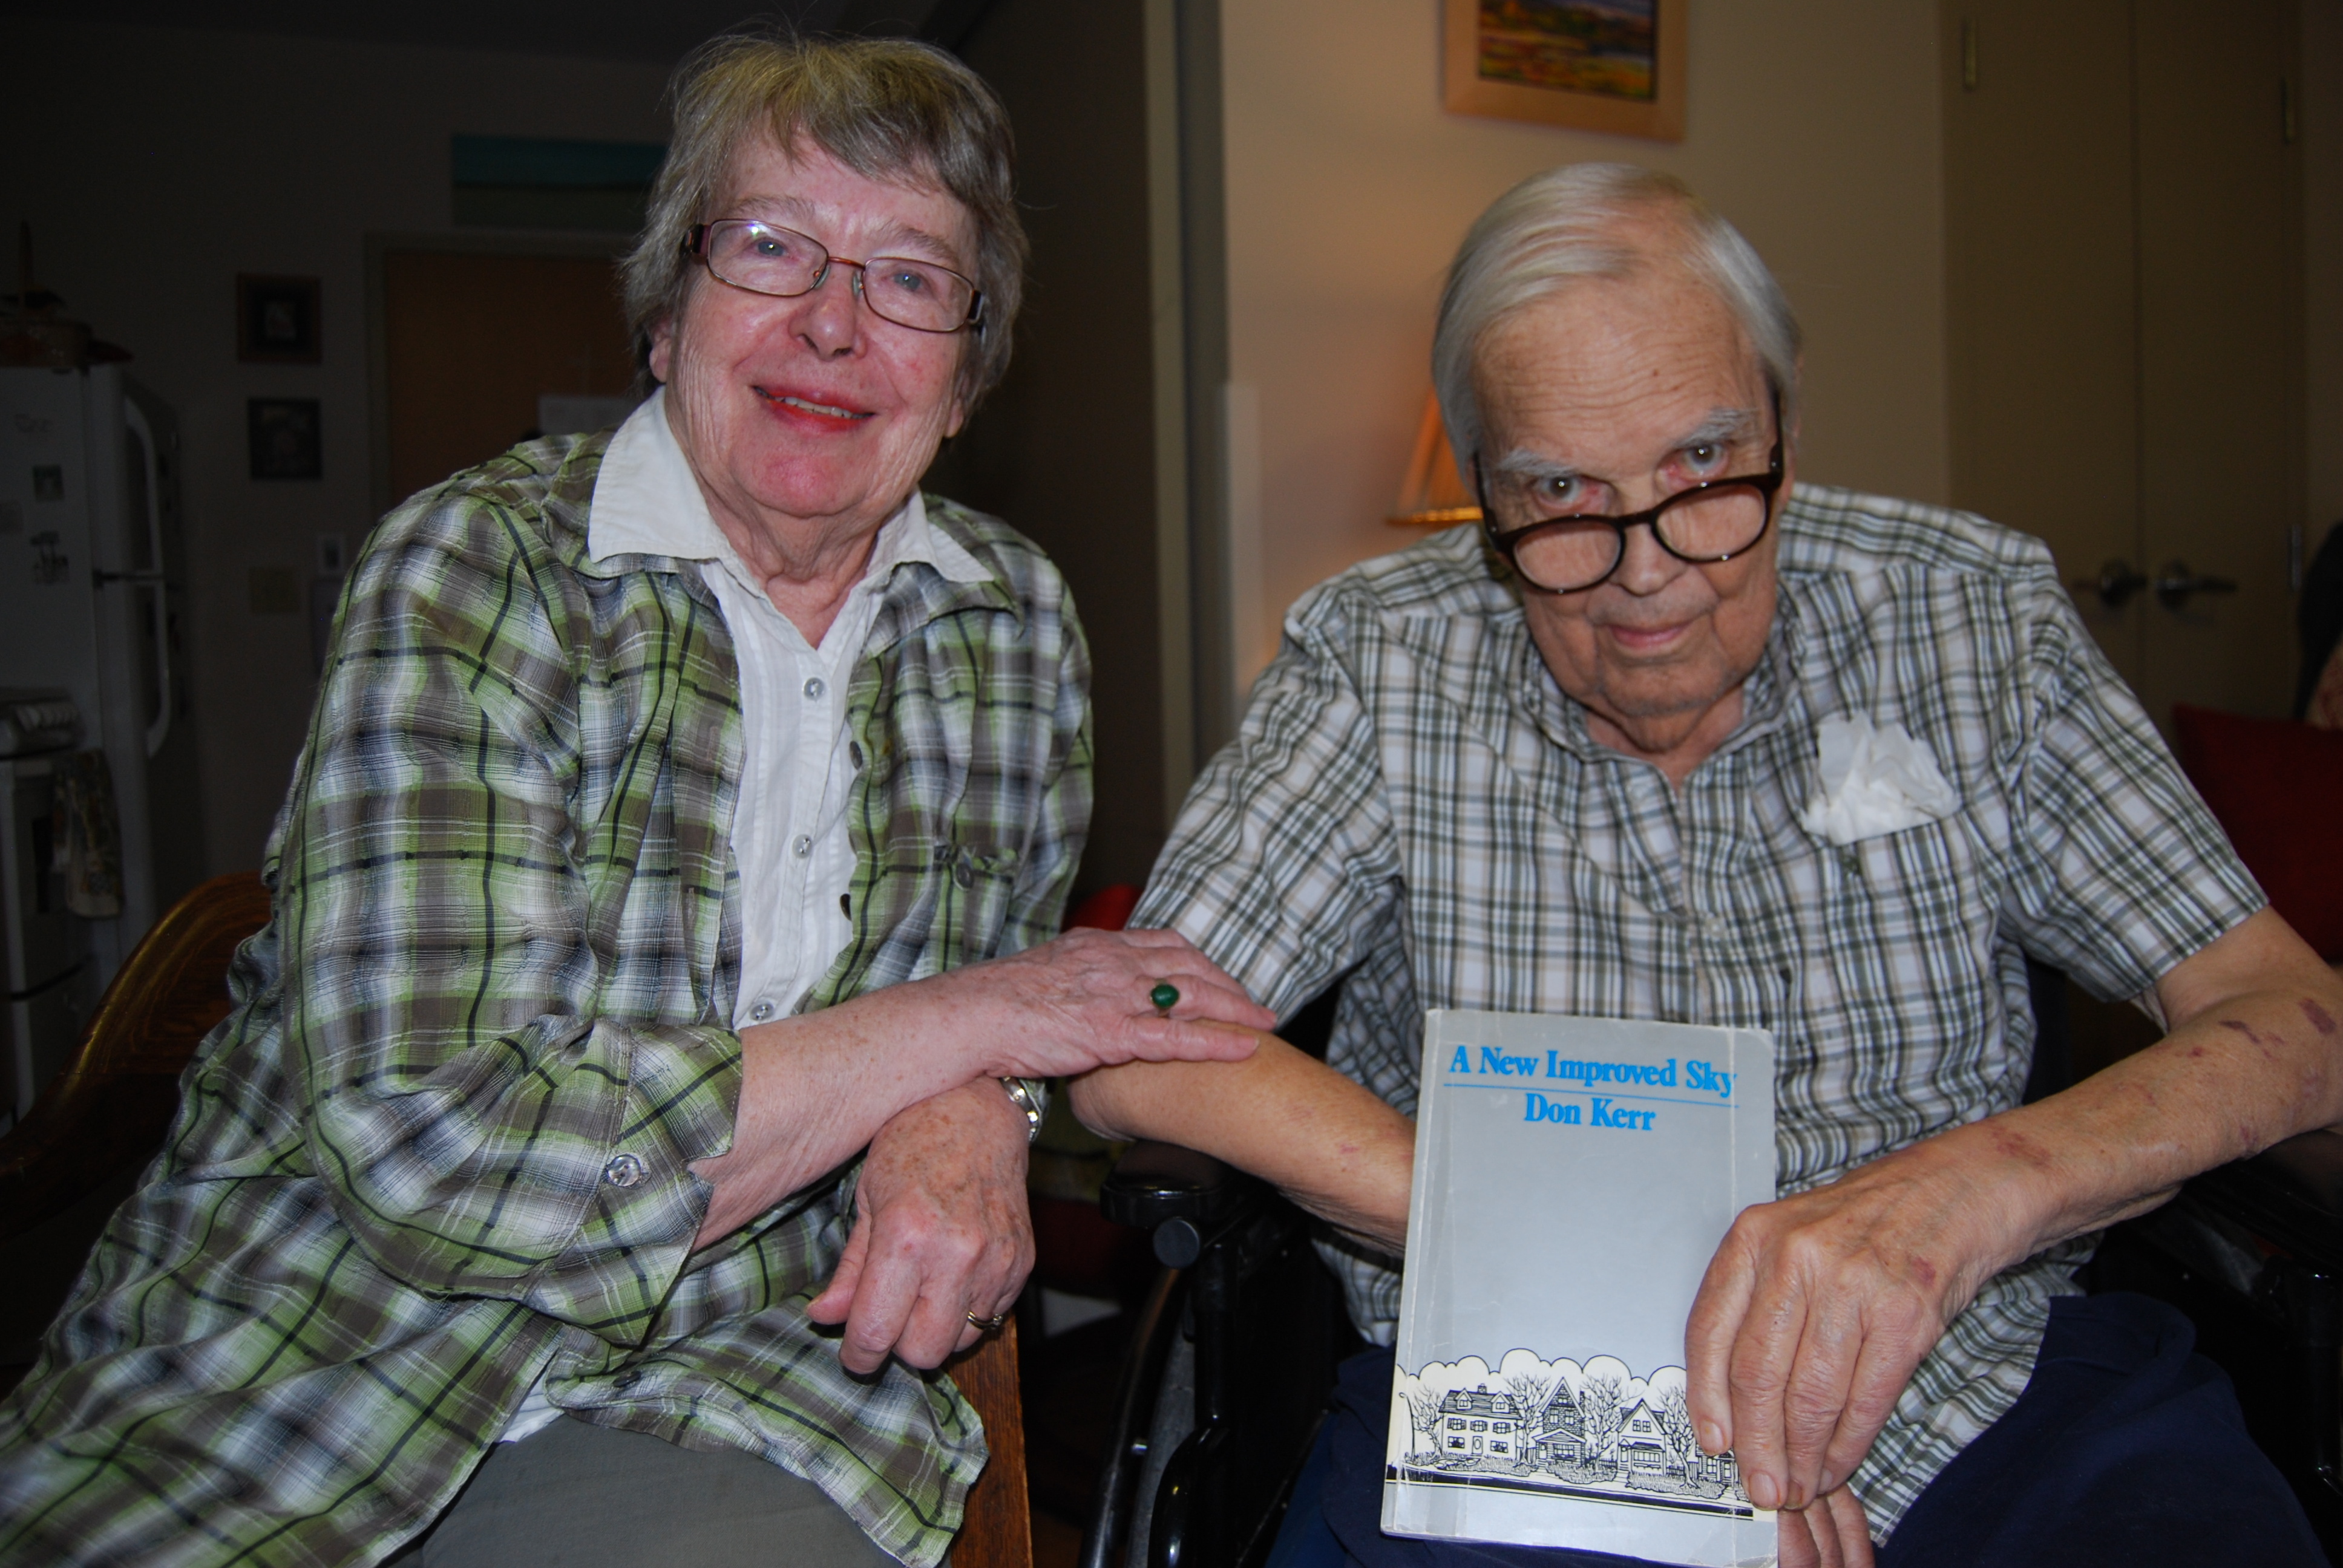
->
xmin=1443 ymin=0 xmax=1688 ymax=142
xmin=248 ymin=397 xmax=323 ymax=480
xmin=237 ymin=274 xmax=322 ymax=364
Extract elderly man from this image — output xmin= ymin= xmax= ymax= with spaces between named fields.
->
xmin=0 ymin=34 xmax=1268 ymax=1568
xmin=1072 ymin=164 xmax=2343 ymax=1567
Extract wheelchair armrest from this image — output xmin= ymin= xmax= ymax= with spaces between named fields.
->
xmin=1101 ymin=1140 xmax=1270 ymax=1268
xmin=1086 ymin=1141 xmax=1343 ymax=1568
xmin=2187 ymin=1128 xmax=2343 ymax=1275
xmin=1101 ymin=1140 xmax=1257 ymax=1229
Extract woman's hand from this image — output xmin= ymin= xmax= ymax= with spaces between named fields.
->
xmin=805 ymin=1078 xmax=1032 ymax=1374
xmin=692 ymin=929 xmax=1271 ymax=1251
xmin=939 ymin=926 xmax=1277 ymax=1082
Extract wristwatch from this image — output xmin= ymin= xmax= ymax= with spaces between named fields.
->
xmin=999 ymin=1077 xmax=1045 ymax=1143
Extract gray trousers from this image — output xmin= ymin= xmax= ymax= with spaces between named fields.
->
xmin=387 ymin=1416 xmax=898 ymax=1567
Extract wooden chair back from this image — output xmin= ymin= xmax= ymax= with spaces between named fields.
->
xmin=0 ymin=872 xmax=269 ymax=1243
xmin=0 ymin=870 xmax=1031 ymax=1567
xmin=948 ymin=1322 xmax=1034 ymax=1568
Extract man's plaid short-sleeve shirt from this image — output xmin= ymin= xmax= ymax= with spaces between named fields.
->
xmin=0 ymin=433 xmax=1091 ymax=1568
xmin=1133 ymin=485 xmax=2259 ymax=1535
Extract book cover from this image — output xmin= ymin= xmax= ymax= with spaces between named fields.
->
xmin=1383 ymin=1010 xmax=1777 ymax=1567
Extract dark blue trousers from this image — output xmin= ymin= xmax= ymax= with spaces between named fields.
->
xmin=1266 ymin=1293 xmax=2325 ymax=1568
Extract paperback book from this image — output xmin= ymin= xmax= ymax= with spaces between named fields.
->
xmin=1383 ymin=1010 xmax=1777 ymax=1567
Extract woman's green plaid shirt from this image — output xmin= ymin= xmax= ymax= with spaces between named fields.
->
xmin=0 ymin=433 xmax=1092 ymax=1568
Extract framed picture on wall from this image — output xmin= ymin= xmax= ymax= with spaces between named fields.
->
xmin=1443 ymin=0 xmax=1687 ymax=142
xmin=249 ymin=397 xmax=322 ymax=480
xmin=237 ymin=274 xmax=321 ymax=364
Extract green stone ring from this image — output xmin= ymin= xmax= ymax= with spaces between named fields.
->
xmin=1150 ymin=981 xmax=1181 ymax=1015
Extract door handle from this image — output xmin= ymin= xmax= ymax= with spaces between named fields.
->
xmin=2073 ymin=560 xmax=2149 ymax=609
xmin=2152 ymin=561 xmax=2238 ymax=610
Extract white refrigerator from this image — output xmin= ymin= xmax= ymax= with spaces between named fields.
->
xmin=0 ymin=364 xmax=200 ymax=1120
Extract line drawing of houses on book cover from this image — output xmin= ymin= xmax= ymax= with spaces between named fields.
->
xmin=1390 ymin=1348 xmax=1751 ymax=1518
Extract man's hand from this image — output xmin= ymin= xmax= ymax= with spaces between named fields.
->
xmin=1683 ymin=1136 xmax=2016 ymax=1512
xmin=1687 ymin=908 xmax=2343 ymax=1516
xmin=805 ymin=1078 xmax=1033 ymax=1375
xmin=1780 ymin=1486 xmax=1874 ymax=1568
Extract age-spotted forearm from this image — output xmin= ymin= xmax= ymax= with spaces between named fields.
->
xmin=1979 ymin=906 xmax=2343 ymax=1258
xmin=690 ymin=927 xmax=1274 ymax=1248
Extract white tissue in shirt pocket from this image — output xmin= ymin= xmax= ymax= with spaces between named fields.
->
xmin=1798 ymin=713 xmax=1959 ymax=845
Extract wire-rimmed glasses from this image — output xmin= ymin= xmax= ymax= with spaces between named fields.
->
xmin=683 ymin=219 xmax=983 ymax=335
xmin=1476 ymin=392 xmax=1786 ymax=593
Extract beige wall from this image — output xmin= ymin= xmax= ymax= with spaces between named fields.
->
xmin=2 ymin=19 xmax=671 ymax=876
xmin=1218 ymin=0 xmax=1948 ymax=687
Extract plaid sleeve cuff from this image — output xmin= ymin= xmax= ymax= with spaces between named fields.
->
xmin=522 ymin=1021 xmax=744 ymax=1336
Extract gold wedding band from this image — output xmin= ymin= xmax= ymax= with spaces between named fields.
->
xmin=966 ymin=1310 xmax=1009 ymax=1333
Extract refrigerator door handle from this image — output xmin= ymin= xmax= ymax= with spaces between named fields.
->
xmin=120 ymin=399 xmax=171 ymax=759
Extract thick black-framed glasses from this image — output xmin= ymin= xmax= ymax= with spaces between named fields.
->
xmin=1475 ymin=391 xmax=1786 ymax=593
xmin=683 ymin=219 xmax=985 ymax=335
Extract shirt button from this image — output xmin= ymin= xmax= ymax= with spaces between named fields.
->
xmin=793 ymin=835 xmax=812 ymax=858
xmin=803 ymin=676 xmax=825 ymax=700
xmin=602 ymin=1152 xmax=647 ymax=1188
xmin=749 ymin=998 xmax=776 ymax=1022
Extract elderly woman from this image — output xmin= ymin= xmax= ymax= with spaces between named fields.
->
xmin=0 ymin=34 xmax=1268 ymax=1568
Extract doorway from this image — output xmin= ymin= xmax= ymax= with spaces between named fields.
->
xmin=367 ymin=240 xmax=637 ymax=513
xmin=1942 ymin=0 xmax=2304 ymax=725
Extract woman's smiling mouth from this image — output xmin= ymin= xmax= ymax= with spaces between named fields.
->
xmin=757 ymin=387 xmax=874 ymax=422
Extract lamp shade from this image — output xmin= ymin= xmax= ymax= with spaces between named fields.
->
xmin=1389 ymin=390 xmax=1482 ymax=526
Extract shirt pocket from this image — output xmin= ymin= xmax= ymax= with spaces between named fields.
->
xmin=1806 ymin=815 xmax=2001 ymax=1149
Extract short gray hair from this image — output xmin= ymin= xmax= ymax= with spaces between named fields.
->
xmin=1432 ymin=163 xmax=1801 ymax=464
xmin=620 ymin=31 xmax=1027 ymax=408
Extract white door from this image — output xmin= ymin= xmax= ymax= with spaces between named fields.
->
xmin=1944 ymin=0 xmax=2302 ymax=723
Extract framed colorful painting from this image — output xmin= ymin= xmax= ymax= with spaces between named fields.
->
xmin=1443 ymin=0 xmax=1687 ymax=142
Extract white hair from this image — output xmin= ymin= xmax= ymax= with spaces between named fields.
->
xmin=1432 ymin=163 xmax=1801 ymax=466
